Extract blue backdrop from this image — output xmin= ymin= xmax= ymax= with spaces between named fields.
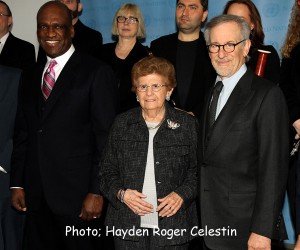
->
xmin=80 ymin=0 xmax=296 ymax=244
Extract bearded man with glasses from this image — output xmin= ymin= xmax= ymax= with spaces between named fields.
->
xmin=198 ymin=14 xmax=289 ymax=250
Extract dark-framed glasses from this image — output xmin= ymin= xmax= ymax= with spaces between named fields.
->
xmin=137 ymin=84 xmax=166 ymax=92
xmin=207 ymin=39 xmax=246 ymax=53
xmin=117 ymin=16 xmax=139 ymax=24
xmin=0 ymin=13 xmax=10 ymax=17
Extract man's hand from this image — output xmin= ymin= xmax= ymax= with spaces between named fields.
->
xmin=11 ymin=188 xmax=27 ymax=212
xmin=79 ymin=193 xmax=103 ymax=221
xmin=293 ymin=119 xmax=300 ymax=139
xmin=294 ymin=235 xmax=300 ymax=250
xmin=248 ymin=232 xmax=271 ymax=250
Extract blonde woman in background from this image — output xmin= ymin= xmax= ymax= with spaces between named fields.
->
xmin=100 ymin=3 xmax=149 ymax=113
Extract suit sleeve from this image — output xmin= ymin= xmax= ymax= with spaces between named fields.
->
xmin=250 ymin=85 xmax=289 ymax=239
xmin=10 ymin=73 xmax=27 ymax=187
xmin=89 ymin=63 xmax=118 ymax=194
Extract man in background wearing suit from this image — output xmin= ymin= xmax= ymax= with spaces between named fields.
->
xmin=150 ymin=0 xmax=215 ymax=117
xmin=198 ymin=14 xmax=289 ymax=250
xmin=0 ymin=1 xmax=35 ymax=71
xmin=0 ymin=65 xmax=23 ymax=250
xmin=37 ymin=0 xmax=103 ymax=64
xmin=10 ymin=2 xmax=117 ymax=250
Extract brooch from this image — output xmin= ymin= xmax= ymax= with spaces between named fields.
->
xmin=167 ymin=119 xmax=180 ymax=129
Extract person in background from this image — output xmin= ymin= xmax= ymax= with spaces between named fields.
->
xmin=100 ymin=3 xmax=149 ymax=113
xmin=279 ymin=1 xmax=300 ymax=249
xmin=199 ymin=14 xmax=288 ymax=250
xmin=0 ymin=1 xmax=35 ymax=71
xmin=223 ymin=0 xmax=280 ymax=84
xmin=0 ymin=65 xmax=23 ymax=250
xmin=150 ymin=0 xmax=216 ymax=117
xmin=10 ymin=2 xmax=117 ymax=250
xmin=37 ymin=0 xmax=103 ymax=64
xmin=100 ymin=56 xmax=198 ymax=250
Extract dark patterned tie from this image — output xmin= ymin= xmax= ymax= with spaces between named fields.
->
xmin=42 ymin=60 xmax=57 ymax=100
xmin=208 ymin=81 xmax=223 ymax=128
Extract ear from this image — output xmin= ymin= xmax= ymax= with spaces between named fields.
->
xmin=78 ymin=2 xmax=83 ymax=13
xmin=8 ymin=16 xmax=12 ymax=27
xmin=70 ymin=26 xmax=75 ymax=38
xmin=202 ymin=10 xmax=208 ymax=22
xmin=243 ymin=39 xmax=251 ymax=57
xmin=167 ymin=88 xmax=174 ymax=97
xmin=250 ymin=22 xmax=254 ymax=30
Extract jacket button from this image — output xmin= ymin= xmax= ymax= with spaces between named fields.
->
xmin=157 ymin=181 xmax=162 ymax=184
xmin=38 ymin=129 xmax=43 ymax=133
xmin=155 ymin=161 xmax=160 ymax=165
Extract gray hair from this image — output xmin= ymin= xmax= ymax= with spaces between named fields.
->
xmin=204 ymin=14 xmax=251 ymax=44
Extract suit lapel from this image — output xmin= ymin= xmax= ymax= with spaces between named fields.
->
xmin=41 ymin=52 xmax=79 ymax=122
xmin=204 ymin=70 xmax=254 ymax=159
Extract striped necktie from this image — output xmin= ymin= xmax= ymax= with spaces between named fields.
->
xmin=42 ymin=60 xmax=57 ymax=100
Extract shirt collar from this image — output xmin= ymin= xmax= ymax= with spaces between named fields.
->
xmin=0 ymin=32 xmax=10 ymax=46
xmin=216 ymin=64 xmax=247 ymax=87
xmin=46 ymin=44 xmax=75 ymax=68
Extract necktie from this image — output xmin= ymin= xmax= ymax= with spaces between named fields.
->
xmin=208 ymin=81 xmax=223 ymax=128
xmin=42 ymin=60 xmax=57 ymax=100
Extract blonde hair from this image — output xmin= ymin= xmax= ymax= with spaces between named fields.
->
xmin=281 ymin=2 xmax=300 ymax=58
xmin=111 ymin=3 xmax=146 ymax=39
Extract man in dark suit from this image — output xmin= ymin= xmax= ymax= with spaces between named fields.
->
xmin=198 ymin=14 xmax=289 ymax=250
xmin=10 ymin=2 xmax=117 ymax=250
xmin=0 ymin=65 xmax=23 ymax=250
xmin=150 ymin=0 xmax=215 ymax=117
xmin=0 ymin=1 xmax=36 ymax=71
xmin=37 ymin=0 xmax=103 ymax=64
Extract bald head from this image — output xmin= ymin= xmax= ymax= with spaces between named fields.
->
xmin=37 ymin=1 xmax=74 ymax=58
xmin=37 ymin=1 xmax=72 ymax=26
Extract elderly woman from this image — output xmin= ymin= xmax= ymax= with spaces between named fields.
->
xmin=100 ymin=3 xmax=149 ymax=113
xmin=100 ymin=56 xmax=198 ymax=249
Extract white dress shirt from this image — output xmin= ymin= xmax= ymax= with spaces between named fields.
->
xmin=215 ymin=64 xmax=247 ymax=119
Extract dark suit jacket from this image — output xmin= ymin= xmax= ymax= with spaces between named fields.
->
xmin=100 ymin=41 xmax=149 ymax=113
xmin=0 ymin=65 xmax=21 ymax=199
xmin=37 ymin=20 xmax=103 ymax=64
xmin=248 ymin=44 xmax=280 ymax=84
xmin=150 ymin=32 xmax=216 ymax=117
xmin=100 ymin=104 xmax=199 ymax=246
xmin=0 ymin=33 xmax=36 ymax=71
xmin=10 ymin=50 xmax=118 ymax=216
xmin=279 ymin=44 xmax=300 ymax=233
xmin=198 ymin=69 xmax=289 ymax=249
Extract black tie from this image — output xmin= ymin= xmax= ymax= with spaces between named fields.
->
xmin=208 ymin=81 xmax=223 ymax=128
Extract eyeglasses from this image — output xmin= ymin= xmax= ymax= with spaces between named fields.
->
xmin=0 ymin=13 xmax=10 ymax=17
xmin=207 ymin=39 xmax=246 ymax=53
xmin=117 ymin=16 xmax=139 ymax=24
xmin=137 ymin=84 xmax=166 ymax=92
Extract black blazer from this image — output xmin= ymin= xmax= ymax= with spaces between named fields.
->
xmin=100 ymin=104 xmax=199 ymax=246
xmin=100 ymin=41 xmax=149 ymax=113
xmin=198 ymin=69 xmax=289 ymax=249
xmin=10 ymin=51 xmax=118 ymax=216
xmin=279 ymin=44 xmax=300 ymax=234
xmin=248 ymin=44 xmax=280 ymax=84
xmin=0 ymin=33 xmax=36 ymax=71
xmin=150 ymin=32 xmax=216 ymax=117
xmin=0 ymin=65 xmax=21 ymax=199
xmin=37 ymin=20 xmax=103 ymax=64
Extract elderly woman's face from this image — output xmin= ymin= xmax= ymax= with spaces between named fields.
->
xmin=136 ymin=73 xmax=173 ymax=112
